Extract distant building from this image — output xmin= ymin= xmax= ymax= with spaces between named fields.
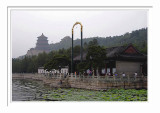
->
xmin=38 ymin=66 xmax=69 ymax=74
xmin=38 ymin=67 xmax=46 ymax=74
xmin=104 ymin=44 xmax=147 ymax=75
xmin=26 ymin=33 xmax=51 ymax=56
xmin=35 ymin=33 xmax=50 ymax=51
xmin=74 ymin=44 xmax=147 ymax=76
xmin=38 ymin=67 xmax=59 ymax=74
xmin=60 ymin=66 xmax=69 ymax=74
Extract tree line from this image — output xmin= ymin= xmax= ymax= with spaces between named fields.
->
xmin=12 ymin=39 xmax=107 ymax=74
xmin=50 ymin=28 xmax=147 ymax=54
xmin=13 ymin=28 xmax=147 ymax=73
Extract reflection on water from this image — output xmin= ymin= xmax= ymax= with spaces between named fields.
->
xmin=12 ymin=79 xmax=51 ymax=101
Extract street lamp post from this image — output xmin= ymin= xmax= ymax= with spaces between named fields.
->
xmin=90 ymin=56 xmax=92 ymax=70
xmin=71 ymin=22 xmax=83 ymax=73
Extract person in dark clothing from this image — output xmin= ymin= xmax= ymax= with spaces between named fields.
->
xmin=60 ymin=80 xmax=62 ymax=84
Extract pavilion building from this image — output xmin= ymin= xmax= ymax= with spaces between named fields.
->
xmin=26 ymin=33 xmax=51 ymax=56
xmin=73 ymin=44 xmax=147 ymax=76
xmin=35 ymin=33 xmax=50 ymax=51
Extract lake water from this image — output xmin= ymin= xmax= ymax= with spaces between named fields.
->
xmin=12 ymin=79 xmax=147 ymax=101
xmin=12 ymin=79 xmax=51 ymax=101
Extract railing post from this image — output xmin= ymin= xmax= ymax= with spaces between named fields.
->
xmin=113 ymin=75 xmax=115 ymax=82
xmin=97 ymin=75 xmax=100 ymax=82
xmin=127 ymin=75 xmax=130 ymax=82
xmin=120 ymin=75 xmax=122 ymax=82
xmin=105 ymin=74 xmax=108 ymax=81
xmin=142 ymin=74 xmax=144 ymax=79
xmin=60 ymin=73 xmax=61 ymax=78
xmin=135 ymin=75 xmax=137 ymax=81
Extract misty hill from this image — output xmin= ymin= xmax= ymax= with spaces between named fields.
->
xmin=49 ymin=28 xmax=147 ymax=52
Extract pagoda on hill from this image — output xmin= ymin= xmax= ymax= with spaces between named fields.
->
xmin=26 ymin=33 xmax=51 ymax=56
xmin=35 ymin=33 xmax=50 ymax=51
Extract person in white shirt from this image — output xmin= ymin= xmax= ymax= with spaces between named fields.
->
xmin=134 ymin=72 xmax=137 ymax=78
xmin=122 ymin=72 xmax=125 ymax=77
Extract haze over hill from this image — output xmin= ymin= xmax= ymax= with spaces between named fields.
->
xmin=17 ymin=28 xmax=147 ymax=59
xmin=49 ymin=28 xmax=147 ymax=52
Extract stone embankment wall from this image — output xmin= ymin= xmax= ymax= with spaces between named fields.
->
xmin=12 ymin=73 xmax=147 ymax=90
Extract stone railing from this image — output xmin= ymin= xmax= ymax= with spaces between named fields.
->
xmin=12 ymin=73 xmax=147 ymax=90
xmin=40 ymin=73 xmax=147 ymax=82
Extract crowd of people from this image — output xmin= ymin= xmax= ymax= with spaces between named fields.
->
xmin=74 ymin=69 xmax=138 ymax=78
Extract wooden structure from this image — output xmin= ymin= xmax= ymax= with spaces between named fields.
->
xmin=73 ymin=44 xmax=147 ymax=76
xmin=105 ymin=44 xmax=147 ymax=75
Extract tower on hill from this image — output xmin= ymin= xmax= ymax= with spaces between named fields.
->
xmin=35 ymin=33 xmax=50 ymax=50
xmin=26 ymin=33 xmax=51 ymax=56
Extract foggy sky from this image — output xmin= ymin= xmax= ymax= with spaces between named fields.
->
xmin=11 ymin=9 xmax=147 ymax=58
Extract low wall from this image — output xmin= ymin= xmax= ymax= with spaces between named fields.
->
xmin=12 ymin=73 xmax=147 ymax=90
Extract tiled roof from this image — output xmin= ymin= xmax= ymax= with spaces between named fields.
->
xmin=73 ymin=44 xmax=147 ymax=61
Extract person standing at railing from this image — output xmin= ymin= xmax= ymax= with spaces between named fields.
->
xmin=49 ymin=71 xmax=52 ymax=78
xmin=89 ymin=70 xmax=92 ymax=76
xmin=122 ymin=72 xmax=125 ymax=77
xmin=114 ymin=72 xmax=118 ymax=76
xmin=92 ymin=69 xmax=95 ymax=76
xmin=108 ymin=72 xmax=111 ymax=76
xmin=64 ymin=72 xmax=67 ymax=78
xmin=83 ymin=71 xmax=85 ymax=76
xmin=59 ymin=80 xmax=62 ymax=85
xmin=87 ymin=69 xmax=90 ymax=75
xmin=134 ymin=72 xmax=137 ymax=80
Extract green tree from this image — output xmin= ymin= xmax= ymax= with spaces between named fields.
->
xmin=37 ymin=52 xmax=48 ymax=67
xmin=86 ymin=45 xmax=107 ymax=75
xmin=92 ymin=38 xmax=98 ymax=46
xmin=88 ymin=38 xmax=98 ymax=47
xmin=77 ymin=62 xmax=89 ymax=73
xmin=12 ymin=58 xmax=21 ymax=73
xmin=21 ymin=56 xmax=29 ymax=73
xmin=73 ymin=45 xmax=81 ymax=57
xmin=44 ymin=54 xmax=70 ymax=71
